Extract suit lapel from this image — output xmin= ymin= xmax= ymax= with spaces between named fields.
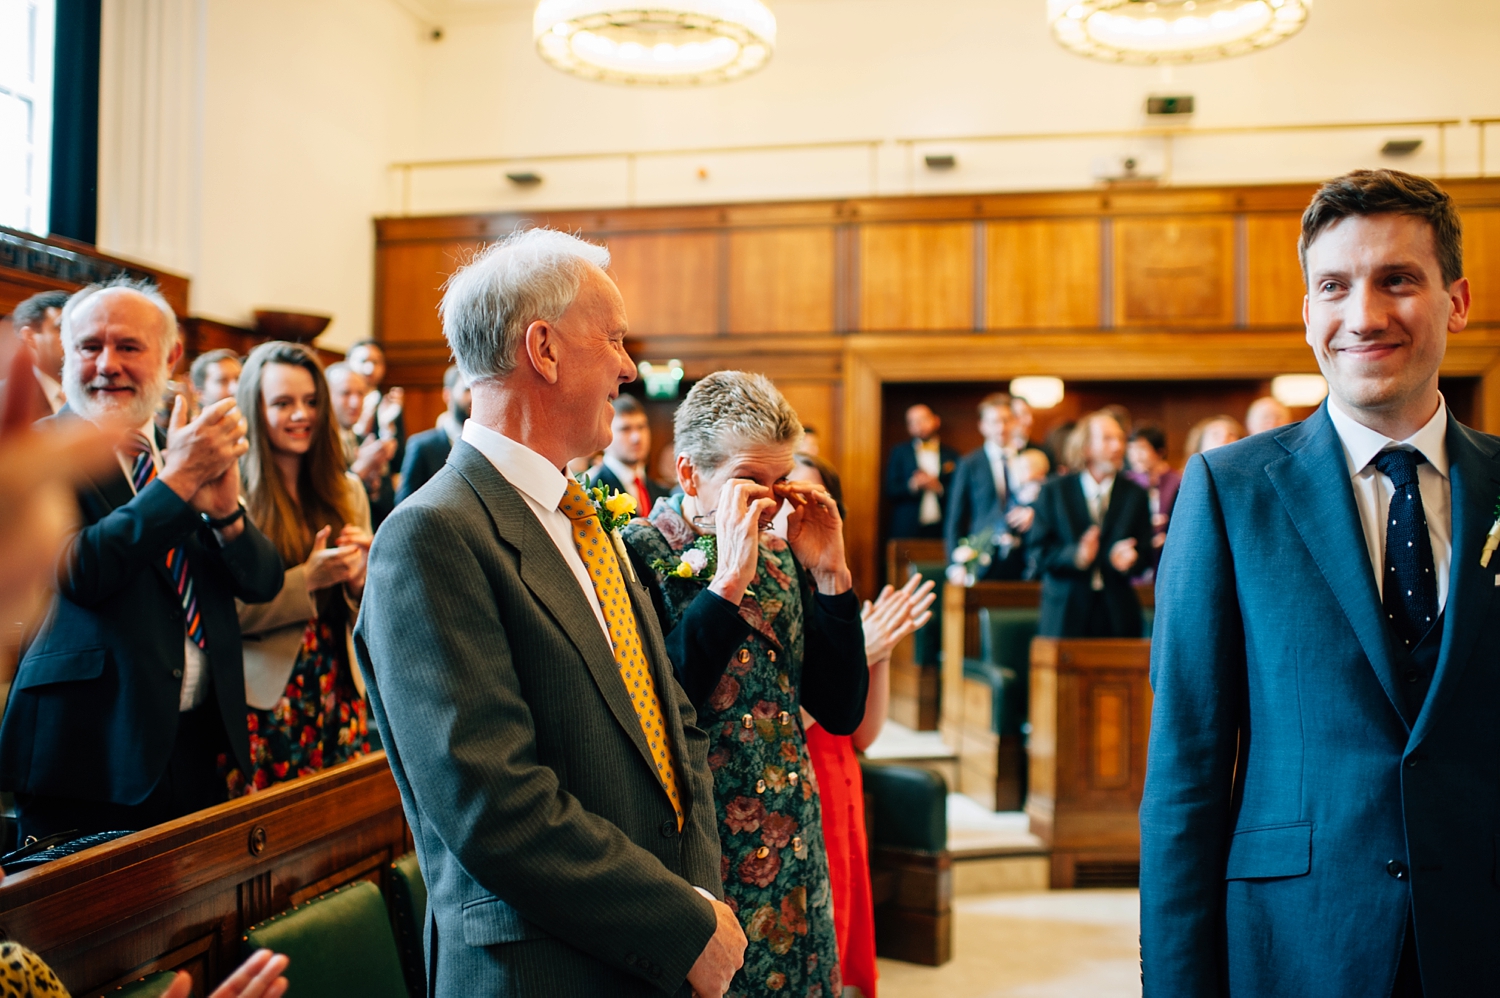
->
xmin=1266 ymin=405 xmax=1407 ymax=724
xmin=1411 ymin=417 xmax=1500 ymax=744
xmin=1063 ymin=474 xmax=1092 ymax=539
xmin=448 ymin=443 xmax=662 ymax=779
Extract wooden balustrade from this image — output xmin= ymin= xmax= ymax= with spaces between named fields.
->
xmin=0 ymin=754 xmax=408 ymax=998
xmin=1026 ymin=638 xmax=1153 ymax=889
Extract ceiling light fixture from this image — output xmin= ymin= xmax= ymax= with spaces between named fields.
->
xmin=1270 ymin=374 xmax=1328 ymax=408
xmin=534 ymin=0 xmax=775 ymax=85
xmin=1010 ymin=376 xmax=1066 ymax=410
xmin=1047 ymin=0 xmax=1310 ymax=65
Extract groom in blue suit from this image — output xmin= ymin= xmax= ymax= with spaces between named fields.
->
xmin=1141 ymin=169 xmax=1498 ymax=996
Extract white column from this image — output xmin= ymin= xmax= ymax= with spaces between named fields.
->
xmin=97 ymin=0 xmax=205 ymax=280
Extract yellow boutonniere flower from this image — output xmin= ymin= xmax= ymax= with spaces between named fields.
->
xmin=605 ymin=492 xmax=638 ymax=518
xmin=674 ymin=560 xmax=696 ymax=578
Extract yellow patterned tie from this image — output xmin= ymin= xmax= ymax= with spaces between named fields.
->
xmin=559 ymin=478 xmax=684 ymax=829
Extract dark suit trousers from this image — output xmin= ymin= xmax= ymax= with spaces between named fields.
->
xmin=16 ymin=702 xmax=231 ymax=841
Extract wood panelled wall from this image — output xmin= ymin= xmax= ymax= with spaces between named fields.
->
xmin=374 ymin=180 xmax=1500 ymax=596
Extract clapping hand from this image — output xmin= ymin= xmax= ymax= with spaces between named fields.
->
xmin=1005 ymin=504 xmax=1035 ymax=533
xmin=1074 ymin=525 xmax=1101 ymax=570
xmin=304 ymin=525 xmax=364 ymax=593
xmin=160 ymin=396 xmax=248 ymax=510
xmin=1109 ymin=537 xmax=1139 ymax=573
xmin=777 ymin=480 xmax=852 ymax=594
xmin=352 ymin=435 xmax=396 ymax=488
xmin=337 ymin=524 xmax=373 ymax=597
xmin=163 ymin=949 xmax=289 ymax=998
xmin=376 ymin=387 xmax=404 ymax=438
xmin=707 ymin=480 xmax=779 ymax=606
xmin=861 ymin=574 xmax=938 ymax=667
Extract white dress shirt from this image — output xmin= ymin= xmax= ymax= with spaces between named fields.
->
xmin=1079 ymin=470 xmax=1114 ymax=591
xmin=118 ymin=420 xmax=209 ymax=712
xmin=983 ymin=440 xmax=1011 ymax=506
xmin=1328 ymin=396 xmax=1452 ymax=612
xmin=915 ymin=439 xmax=943 ymax=526
xmin=462 ymin=422 xmax=611 ymax=641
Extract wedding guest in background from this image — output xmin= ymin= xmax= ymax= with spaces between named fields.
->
xmin=325 ymin=361 xmax=396 ymax=518
xmin=12 ymin=290 xmax=69 ymax=414
xmin=771 ymin=452 xmax=936 ymax=998
xmin=1009 ymin=396 xmax=1055 ymax=466
xmin=155 ymin=378 xmax=196 ymax=432
xmin=0 ymin=278 xmax=283 ymax=840
xmin=589 ymin=393 xmax=669 ymax=514
xmin=347 ymin=341 xmax=403 ymax=525
xmin=885 ymin=403 xmax=957 ymax=539
xmin=946 ymin=393 xmax=1034 ymax=580
xmin=190 ymin=348 xmax=242 ymax=409
xmin=1029 ymin=410 xmax=1153 ymax=638
xmin=232 ymin=342 xmax=371 ymax=796
xmin=1125 ymin=424 xmax=1182 ymax=569
xmin=1184 ymin=413 xmax=1246 ymax=456
xmin=1100 ymin=403 xmax=1133 ymax=437
xmin=797 ymin=424 xmax=820 ymax=457
xmin=622 ymin=371 xmax=868 ymax=998
xmin=395 ymin=364 xmax=469 ymax=503
xmin=1245 ymin=395 xmax=1294 ymax=434
xmin=1010 ymin=448 xmax=1051 ymax=506
xmin=1044 ymin=421 xmax=1077 ymax=476
xmin=356 ymin=228 xmax=744 ymax=997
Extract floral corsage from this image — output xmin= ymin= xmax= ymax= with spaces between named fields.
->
xmin=946 ymin=528 xmax=994 ymax=585
xmin=577 ymin=479 xmax=639 ymax=579
xmin=653 ymin=536 xmax=718 ymax=581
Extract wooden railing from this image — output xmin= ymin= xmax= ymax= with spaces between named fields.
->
xmin=0 ymin=753 xmax=408 ymax=997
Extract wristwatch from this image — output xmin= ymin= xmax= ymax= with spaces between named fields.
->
xmin=202 ymin=503 xmax=246 ymax=530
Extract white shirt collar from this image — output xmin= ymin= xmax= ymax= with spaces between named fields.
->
xmin=461 ymin=421 xmax=570 ymax=511
xmin=1327 ymin=395 xmax=1450 ymax=480
xmin=982 ymin=439 xmax=1005 ymax=463
xmin=601 ymin=452 xmax=645 ymax=484
xmin=1080 ymin=468 xmax=1115 ymax=500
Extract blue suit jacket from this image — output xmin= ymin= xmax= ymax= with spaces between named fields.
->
xmin=884 ymin=439 xmax=958 ymax=538
xmin=1140 ymin=403 xmax=1500 ymax=996
xmin=395 ymin=426 xmax=455 ymax=505
xmin=945 ymin=447 xmax=1029 ymax=578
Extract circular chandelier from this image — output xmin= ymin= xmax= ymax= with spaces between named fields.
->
xmin=1047 ymin=0 xmax=1310 ymax=65
xmin=534 ymin=0 xmax=776 ymax=85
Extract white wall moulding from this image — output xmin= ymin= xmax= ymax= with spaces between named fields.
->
xmin=387 ymin=117 xmax=1472 ymax=216
xmin=1047 ymin=0 xmax=1310 ymax=65
xmin=533 ymin=0 xmax=776 ymax=85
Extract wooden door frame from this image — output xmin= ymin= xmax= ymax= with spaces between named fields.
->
xmin=841 ymin=328 xmax=1500 ymax=597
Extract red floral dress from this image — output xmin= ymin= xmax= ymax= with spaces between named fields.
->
xmin=224 ymin=615 xmax=369 ymax=797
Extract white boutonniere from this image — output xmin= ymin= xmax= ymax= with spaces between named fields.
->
xmin=651 ymin=536 xmax=717 ymax=581
xmin=1481 ymin=500 xmax=1500 ymax=568
xmin=946 ymin=528 xmax=994 ymax=585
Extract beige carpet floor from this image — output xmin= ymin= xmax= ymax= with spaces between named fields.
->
xmin=875 ymin=889 xmax=1141 ymax=998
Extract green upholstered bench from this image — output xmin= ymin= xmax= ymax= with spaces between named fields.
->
xmin=243 ymin=879 xmax=407 ymax=998
xmin=861 ymin=763 xmax=952 ymax=966
xmin=389 ymin=852 xmax=428 ymax=998
xmin=908 ymin=561 xmax=949 ymax=668
xmin=109 ymin=972 xmax=178 ymax=997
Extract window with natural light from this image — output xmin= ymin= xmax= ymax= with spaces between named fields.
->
xmin=0 ymin=0 xmax=55 ymax=235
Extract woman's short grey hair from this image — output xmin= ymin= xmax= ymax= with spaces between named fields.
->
xmin=674 ymin=371 xmax=802 ymax=474
xmin=61 ymin=275 xmax=179 ymax=349
xmin=440 ymin=227 xmax=611 ymax=383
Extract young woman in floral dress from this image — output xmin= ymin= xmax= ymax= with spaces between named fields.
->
xmin=621 ymin=372 xmax=868 ymax=998
xmin=231 ymin=341 xmax=372 ymax=795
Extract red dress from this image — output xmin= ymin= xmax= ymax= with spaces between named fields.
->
xmin=805 ymin=722 xmax=879 ymax=997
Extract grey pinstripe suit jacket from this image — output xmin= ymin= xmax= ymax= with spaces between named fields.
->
xmin=354 ymin=441 xmax=722 ymax=997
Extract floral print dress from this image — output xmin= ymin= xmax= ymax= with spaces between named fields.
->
xmin=623 ymin=498 xmax=844 ymax=998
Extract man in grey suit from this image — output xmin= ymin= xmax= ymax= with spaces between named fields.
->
xmin=355 ymin=228 xmax=745 ymax=997
xmin=1142 ymin=170 xmax=1498 ymax=995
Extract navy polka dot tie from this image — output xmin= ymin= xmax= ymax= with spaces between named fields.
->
xmin=1372 ymin=448 xmax=1438 ymax=651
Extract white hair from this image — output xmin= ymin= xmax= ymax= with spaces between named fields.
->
xmin=60 ymin=275 xmax=179 ymax=351
xmin=674 ymin=371 xmax=803 ymax=474
xmin=440 ymin=227 xmax=611 ymax=383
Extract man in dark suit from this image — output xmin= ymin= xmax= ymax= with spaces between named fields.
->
xmin=885 ymin=403 xmax=958 ymax=539
xmin=395 ymin=364 xmax=470 ymax=504
xmin=0 ymin=279 xmax=283 ymax=840
xmin=588 ymin=393 xmax=670 ymax=514
xmin=355 ymin=229 xmax=744 ymax=997
xmin=1142 ymin=170 xmax=1497 ymax=996
xmin=946 ymin=392 xmax=1035 ymax=579
xmin=1028 ymin=410 xmax=1152 ymax=637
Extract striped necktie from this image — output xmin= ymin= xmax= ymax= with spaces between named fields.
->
xmin=559 ymin=478 xmax=683 ymax=828
xmin=126 ymin=433 xmax=206 ymax=649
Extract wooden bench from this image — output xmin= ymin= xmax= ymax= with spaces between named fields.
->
xmin=1026 ymin=638 xmax=1153 ymax=888
xmin=885 ymin=538 xmax=947 ymax=730
xmin=0 ymin=753 xmax=409 ymax=997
